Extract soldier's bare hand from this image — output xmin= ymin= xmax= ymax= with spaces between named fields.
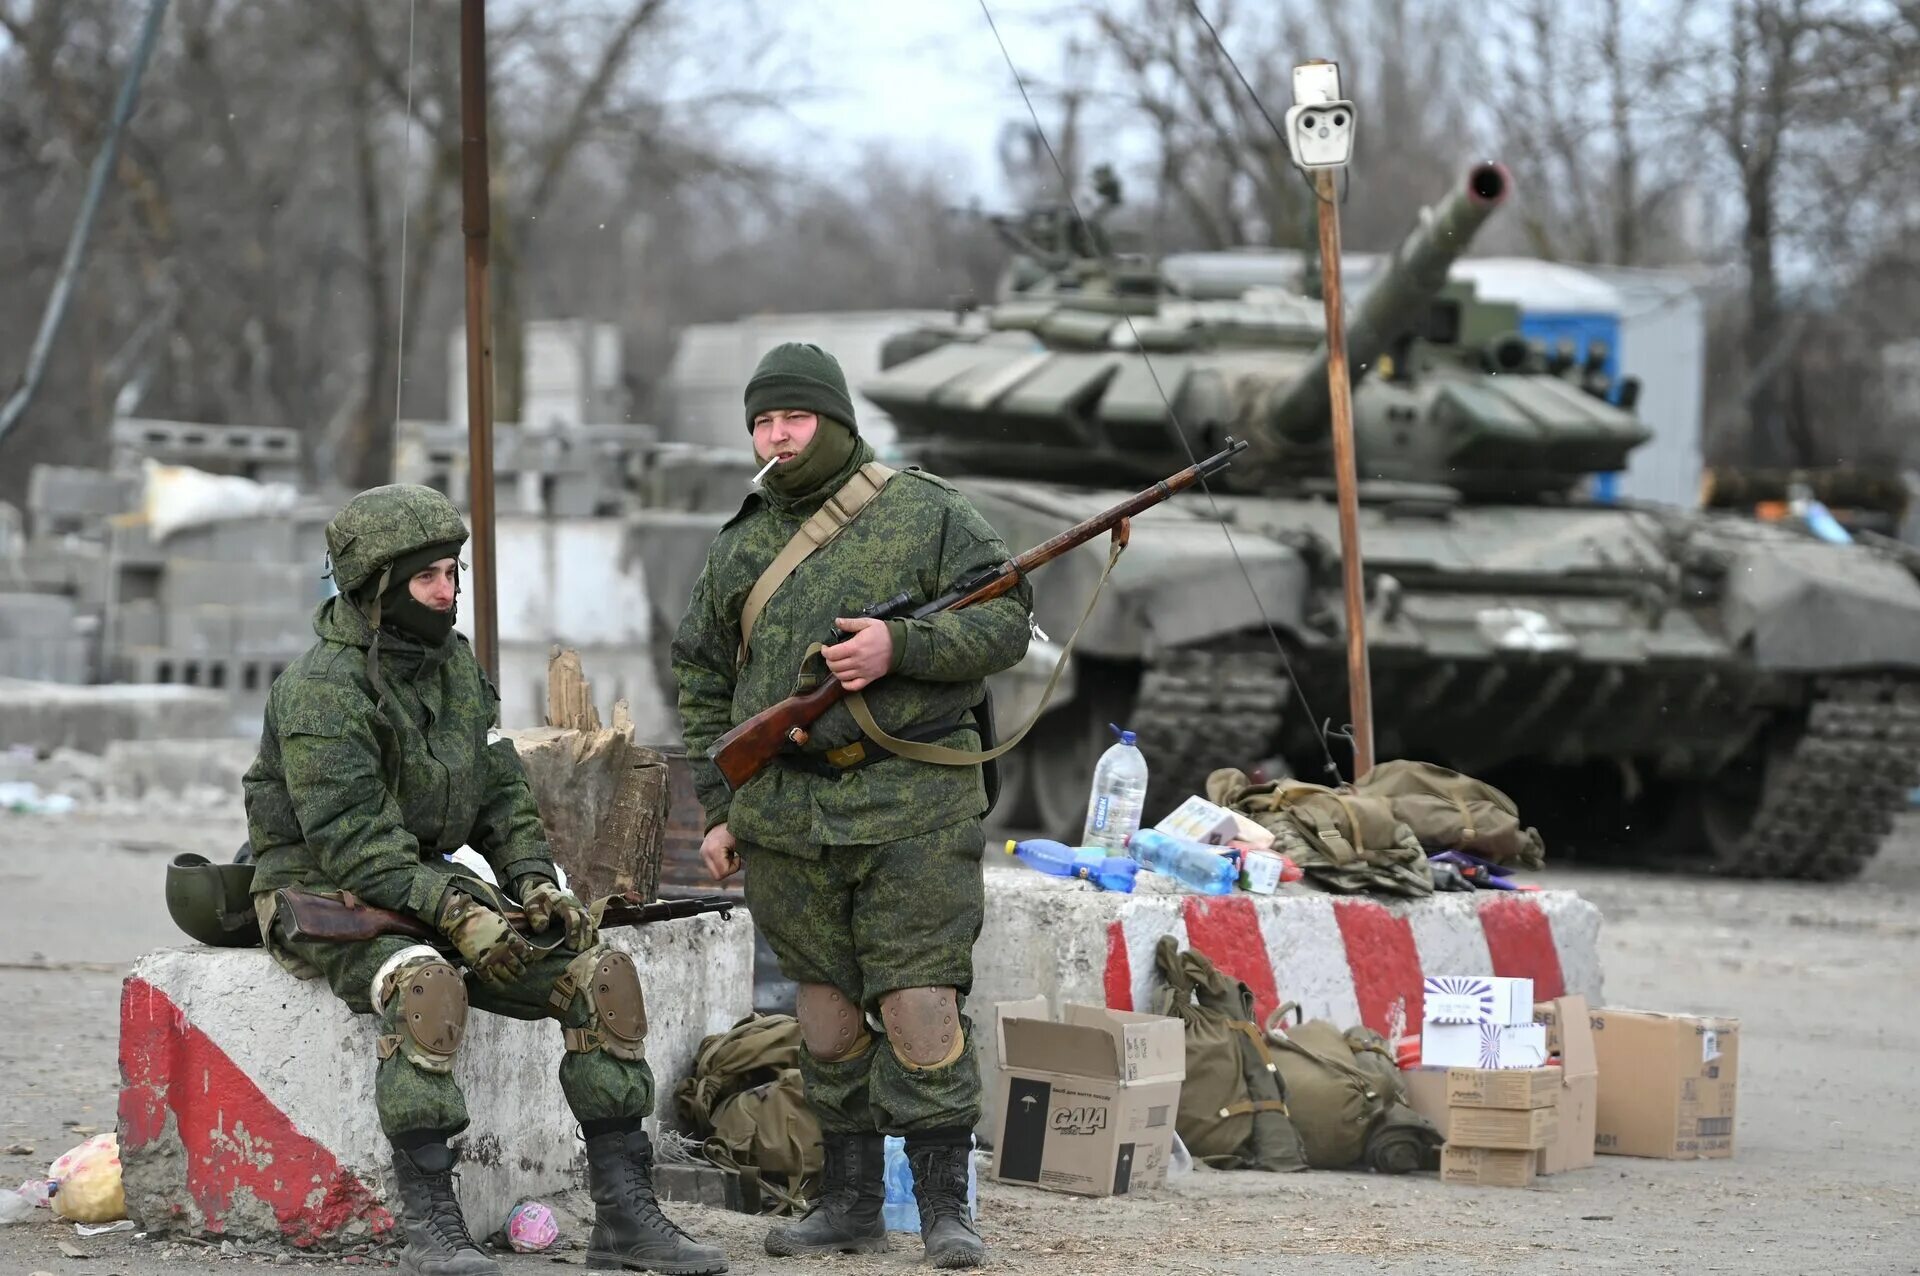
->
xmin=827 ymin=617 xmax=893 ymax=691
xmin=701 ymin=822 xmax=740 ymax=882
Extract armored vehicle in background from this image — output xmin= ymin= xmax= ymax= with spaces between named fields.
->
xmin=856 ymin=161 xmax=1920 ymax=880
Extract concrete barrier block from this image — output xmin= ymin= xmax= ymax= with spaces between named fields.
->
xmin=0 ymin=677 xmax=232 ymax=751
xmin=118 ymin=909 xmax=755 ymax=1249
xmin=966 ymin=865 xmax=1603 ymax=1137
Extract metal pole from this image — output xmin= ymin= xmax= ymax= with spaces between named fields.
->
xmin=1312 ymin=166 xmax=1374 ymax=778
xmin=0 ymin=0 xmax=171 ymax=445
xmin=459 ymin=0 xmax=499 ymax=684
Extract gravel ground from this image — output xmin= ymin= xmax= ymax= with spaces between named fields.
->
xmin=2 ymin=808 xmax=1917 ymax=1275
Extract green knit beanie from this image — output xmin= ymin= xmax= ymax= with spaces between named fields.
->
xmin=744 ymin=341 xmax=858 ymax=434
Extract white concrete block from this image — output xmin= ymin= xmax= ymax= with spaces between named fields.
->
xmin=0 ymin=677 xmax=232 ymax=751
xmin=967 ymin=865 xmax=1603 ymax=1139
xmin=119 ymin=911 xmax=755 ymax=1249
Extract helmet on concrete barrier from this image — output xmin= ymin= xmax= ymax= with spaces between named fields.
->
xmin=324 ymin=484 xmax=469 ymax=597
xmin=165 ymin=852 xmax=263 ymax=948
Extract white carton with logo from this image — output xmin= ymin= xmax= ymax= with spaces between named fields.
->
xmin=989 ymin=998 xmax=1186 ymax=1198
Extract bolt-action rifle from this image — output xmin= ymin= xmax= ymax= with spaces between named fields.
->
xmin=706 ymin=438 xmax=1250 ymax=792
xmin=275 ymin=887 xmax=737 ymax=948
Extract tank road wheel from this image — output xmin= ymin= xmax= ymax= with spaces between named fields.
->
xmin=1131 ymin=649 xmax=1293 ymax=820
xmin=1691 ymin=678 xmax=1920 ymax=881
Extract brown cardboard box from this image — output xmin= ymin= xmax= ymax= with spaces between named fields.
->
xmin=1591 ymin=1008 xmax=1739 ymax=1159
xmin=1447 ymin=1067 xmax=1559 ymax=1110
xmin=1446 ymin=1104 xmax=1557 ymax=1150
xmin=1401 ymin=1066 xmax=1451 ymax=1138
xmin=1534 ymin=995 xmax=1599 ymax=1174
xmin=1441 ymin=1145 xmax=1537 ymax=1188
xmin=989 ymin=999 xmax=1186 ymax=1198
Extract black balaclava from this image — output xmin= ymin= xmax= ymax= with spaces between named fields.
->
xmin=362 ymin=540 xmax=463 ymax=646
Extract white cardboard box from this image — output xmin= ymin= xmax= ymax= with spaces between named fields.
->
xmin=1421 ymin=1021 xmax=1548 ymax=1069
xmin=1423 ymin=975 xmax=1535 ymax=1026
xmin=1154 ymin=796 xmax=1275 ymax=851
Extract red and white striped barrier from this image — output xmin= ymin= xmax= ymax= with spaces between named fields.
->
xmin=116 ymin=914 xmax=754 ymax=1250
xmin=969 ymin=865 xmax=1600 ymax=1118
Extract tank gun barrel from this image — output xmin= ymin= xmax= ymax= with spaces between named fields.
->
xmin=1266 ymin=162 xmax=1512 ymax=442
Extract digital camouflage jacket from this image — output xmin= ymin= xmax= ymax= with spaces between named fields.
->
xmin=670 ymin=452 xmax=1033 ymax=857
xmin=243 ymin=596 xmax=555 ymax=922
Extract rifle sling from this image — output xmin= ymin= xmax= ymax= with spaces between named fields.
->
xmin=736 ymin=461 xmax=898 ymax=670
xmin=830 ymin=534 xmax=1126 ymax=767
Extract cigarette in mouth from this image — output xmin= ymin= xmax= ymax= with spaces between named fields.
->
xmin=751 ymin=456 xmax=779 ymax=486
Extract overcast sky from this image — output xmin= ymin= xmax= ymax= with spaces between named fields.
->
xmin=734 ymin=0 xmax=1067 ymax=204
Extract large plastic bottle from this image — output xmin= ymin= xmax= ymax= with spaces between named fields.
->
xmin=1003 ymin=839 xmax=1140 ymax=893
xmin=1125 ymin=828 xmax=1239 ymax=895
xmin=1080 ymin=723 xmax=1149 ymax=853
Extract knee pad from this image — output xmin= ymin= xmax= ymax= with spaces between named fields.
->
xmin=373 ymin=946 xmax=467 ymax=1074
xmin=554 ymin=946 xmax=648 ymax=1062
xmin=878 ymin=986 xmax=965 ymax=1071
xmin=795 ymin=983 xmax=871 ymax=1062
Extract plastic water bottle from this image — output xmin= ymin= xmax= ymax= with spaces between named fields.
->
xmin=1080 ymin=724 xmax=1148 ymax=853
xmin=882 ymin=1135 xmax=977 ymax=1232
xmin=1004 ymin=839 xmax=1140 ymax=893
xmin=1126 ymin=828 xmax=1238 ymax=895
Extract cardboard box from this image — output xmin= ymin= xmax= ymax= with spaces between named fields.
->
xmin=1154 ymin=796 xmax=1274 ymax=850
xmin=1533 ymin=995 xmax=1599 ymax=1175
xmin=1446 ymin=1104 xmax=1558 ymax=1151
xmin=1239 ymin=850 xmax=1287 ymax=894
xmin=1423 ymin=975 xmax=1535 ymax=1025
xmin=1447 ymin=1067 xmax=1559 ymax=1110
xmin=1401 ymin=1066 xmax=1451 ymax=1138
xmin=990 ymin=999 xmax=1186 ymax=1198
xmin=1441 ymin=1145 xmax=1537 ymax=1188
xmin=1421 ymin=1021 xmax=1548 ymax=1069
xmin=1591 ymin=1008 xmax=1738 ymax=1160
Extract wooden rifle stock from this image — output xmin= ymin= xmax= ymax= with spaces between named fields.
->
xmin=275 ymin=887 xmax=737 ymax=947
xmin=706 ymin=438 xmax=1249 ymax=791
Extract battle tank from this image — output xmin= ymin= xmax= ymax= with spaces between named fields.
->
xmin=855 ymin=161 xmax=1920 ymax=880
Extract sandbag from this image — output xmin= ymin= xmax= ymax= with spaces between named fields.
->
xmin=674 ymin=1012 xmax=822 ymax=1213
xmin=1152 ymin=937 xmax=1307 ymax=1173
xmin=1207 ymin=771 xmax=1434 ymax=897
xmin=1350 ymin=759 xmax=1546 ymax=869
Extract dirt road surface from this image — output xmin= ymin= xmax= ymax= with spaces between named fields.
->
xmin=3 ymin=807 xmax=1917 ymax=1274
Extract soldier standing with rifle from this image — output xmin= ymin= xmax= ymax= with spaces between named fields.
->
xmin=235 ymin=484 xmax=727 ymax=1276
xmin=671 ymin=343 xmax=1033 ymax=1269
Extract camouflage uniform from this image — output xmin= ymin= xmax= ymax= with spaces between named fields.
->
xmin=244 ymin=535 xmax=653 ymax=1142
xmin=673 ymin=342 xmax=1028 ymax=1268
xmin=246 ymin=484 xmax=724 ymax=1276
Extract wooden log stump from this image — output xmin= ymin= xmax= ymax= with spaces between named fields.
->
xmin=501 ymin=648 xmax=665 ymax=902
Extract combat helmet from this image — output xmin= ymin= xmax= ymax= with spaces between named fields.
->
xmin=324 ymin=483 xmax=469 ymax=597
xmin=165 ymin=852 xmax=263 ymax=947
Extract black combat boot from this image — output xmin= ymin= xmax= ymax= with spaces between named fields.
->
xmin=390 ymin=1142 xmax=502 ymax=1276
xmin=762 ymin=1131 xmax=887 ymax=1257
xmin=584 ymin=1127 xmax=729 ymax=1275
xmin=906 ymin=1131 xmax=984 ymax=1269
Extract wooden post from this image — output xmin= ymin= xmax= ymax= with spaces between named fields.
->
xmin=1313 ymin=165 xmax=1375 ymax=778
xmin=459 ymin=0 xmax=499 ymax=684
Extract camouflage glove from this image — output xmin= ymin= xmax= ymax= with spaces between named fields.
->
xmin=517 ymin=876 xmax=597 ymax=952
xmin=437 ymin=888 xmax=532 ymax=984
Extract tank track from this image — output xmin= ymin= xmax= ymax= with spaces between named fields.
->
xmin=1728 ymin=677 xmax=1920 ymax=881
xmin=1130 ymin=647 xmax=1295 ymax=809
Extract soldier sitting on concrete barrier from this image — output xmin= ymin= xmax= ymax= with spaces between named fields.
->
xmin=671 ymin=343 xmax=1033 ymax=1269
xmin=233 ymin=483 xmax=726 ymax=1276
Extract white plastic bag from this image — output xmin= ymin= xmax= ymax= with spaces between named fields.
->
xmin=143 ymin=459 xmax=298 ymax=542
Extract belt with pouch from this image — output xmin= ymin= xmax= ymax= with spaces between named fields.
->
xmin=777 ymin=716 xmax=972 ymax=778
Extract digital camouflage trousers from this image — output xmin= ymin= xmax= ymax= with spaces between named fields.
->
xmin=256 ymin=892 xmax=653 ymax=1143
xmin=742 ymin=816 xmax=986 ymax=1136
